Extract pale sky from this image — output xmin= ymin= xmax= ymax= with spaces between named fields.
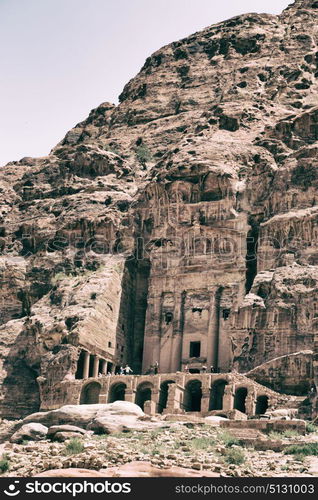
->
xmin=0 ymin=0 xmax=291 ymax=166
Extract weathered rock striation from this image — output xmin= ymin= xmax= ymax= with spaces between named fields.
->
xmin=0 ymin=0 xmax=317 ymax=419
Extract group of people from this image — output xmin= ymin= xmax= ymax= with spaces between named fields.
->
xmin=105 ymin=363 xmax=221 ymax=376
xmin=97 ymin=365 xmax=133 ymax=376
xmin=117 ymin=365 xmax=133 ymax=375
xmin=144 ymin=363 xmax=217 ymax=375
xmin=145 ymin=361 xmax=159 ymax=375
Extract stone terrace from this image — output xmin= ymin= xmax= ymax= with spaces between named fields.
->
xmin=39 ymin=372 xmax=295 ymax=418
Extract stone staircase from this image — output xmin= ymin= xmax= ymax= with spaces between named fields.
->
xmin=237 ymin=373 xmax=306 ymax=414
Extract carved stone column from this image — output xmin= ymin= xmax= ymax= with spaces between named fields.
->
xmin=151 ymin=389 xmax=160 ymax=412
xmin=101 ymin=360 xmax=107 ymax=375
xmin=206 ymin=287 xmax=221 ymax=370
xmin=93 ymin=355 xmax=99 ymax=378
xmin=144 ymin=399 xmax=156 ymax=415
xmin=246 ymin=388 xmax=256 ymax=416
xmin=83 ymin=351 xmax=90 ymax=379
xmin=124 ymin=389 xmax=135 ymax=403
xmin=142 ymin=292 xmax=161 ymax=373
xmin=223 ymin=384 xmax=234 ymax=411
xmin=170 ymin=292 xmax=184 ymax=372
xmin=201 ymin=390 xmax=210 ymax=415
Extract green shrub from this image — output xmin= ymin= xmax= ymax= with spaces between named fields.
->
xmin=268 ymin=431 xmax=283 ymax=440
xmin=284 ymin=443 xmax=318 ymax=456
xmin=224 ymin=448 xmax=245 ymax=465
xmin=135 ymin=144 xmax=153 ymax=166
xmin=189 ymin=437 xmax=216 ymax=450
xmin=109 ymin=432 xmax=127 ymax=439
xmin=51 ymin=272 xmax=69 ymax=285
xmin=0 ymin=454 xmax=10 ymax=473
xmin=218 ymin=430 xmax=240 ymax=447
xmin=148 ymin=444 xmax=165 ymax=456
xmin=149 ymin=429 xmax=164 ymax=439
xmin=282 ymin=430 xmax=300 ymax=439
xmin=64 ymin=438 xmax=85 ymax=455
xmin=151 ymin=447 xmax=160 ymax=456
xmin=139 ymin=447 xmax=150 ymax=455
xmin=306 ymin=423 xmax=318 ymax=434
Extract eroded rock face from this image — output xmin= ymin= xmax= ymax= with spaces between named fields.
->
xmin=0 ymin=0 xmax=318 ymax=417
xmin=246 ymin=350 xmax=313 ymax=395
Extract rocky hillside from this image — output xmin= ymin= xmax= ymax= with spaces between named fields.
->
xmin=0 ymin=0 xmax=318 ymax=418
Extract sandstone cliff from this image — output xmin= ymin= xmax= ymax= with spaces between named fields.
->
xmin=0 ymin=0 xmax=317 ymax=418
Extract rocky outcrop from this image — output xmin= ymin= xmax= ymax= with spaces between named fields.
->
xmin=34 ymin=462 xmax=220 ymax=477
xmin=0 ymin=0 xmax=318 ymax=418
xmin=246 ymin=350 xmax=313 ymax=394
xmin=22 ymin=401 xmax=145 ymax=428
xmin=47 ymin=425 xmax=87 ymax=440
xmin=10 ymin=423 xmax=48 ymax=444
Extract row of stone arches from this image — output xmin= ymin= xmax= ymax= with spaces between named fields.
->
xmin=181 ymin=380 xmax=268 ymax=414
xmin=80 ymin=379 xmax=269 ymax=415
xmin=80 ymin=381 xmax=156 ymax=409
xmin=233 ymin=388 xmax=267 ymax=414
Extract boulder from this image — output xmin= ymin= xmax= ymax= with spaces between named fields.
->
xmin=86 ymin=419 xmax=124 ymax=435
xmin=35 ymin=462 xmax=220 ymax=477
xmin=308 ymin=457 xmax=318 ymax=477
xmin=10 ymin=423 xmax=48 ymax=443
xmin=205 ymin=416 xmax=228 ymax=425
xmin=86 ymin=415 xmax=163 ymax=433
xmin=265 ymin=409 xmax=298 ymax=420
xmin=35 ymin=468 xmax=108 ymax=477
xmin=108 ymin=401 xmax=144 ymax=417
xmin=99 ymin=461 xmax=220 ymax=477
xmin=23 ymin=401 xmax=145 ymax=428
xmin=53 ymin=432 xmax=85 ymax=442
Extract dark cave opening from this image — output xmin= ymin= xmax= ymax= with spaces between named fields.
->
xmin=245 ymin=223 xmax=259 ymax=293
xmin=209 ymin=379 xmax=228 ymax=410
xmin=234 ymin=387 xmax=248 ymax=413
xmin=136 ymin=383 xmax=152 ymax=410
xmin=184 ymin=380 xmax=202 ymax=411
xmin=255 ymin=395 xmax=269 ymax=415
xmin=165 ymin=312 xmax=173 ymax=324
